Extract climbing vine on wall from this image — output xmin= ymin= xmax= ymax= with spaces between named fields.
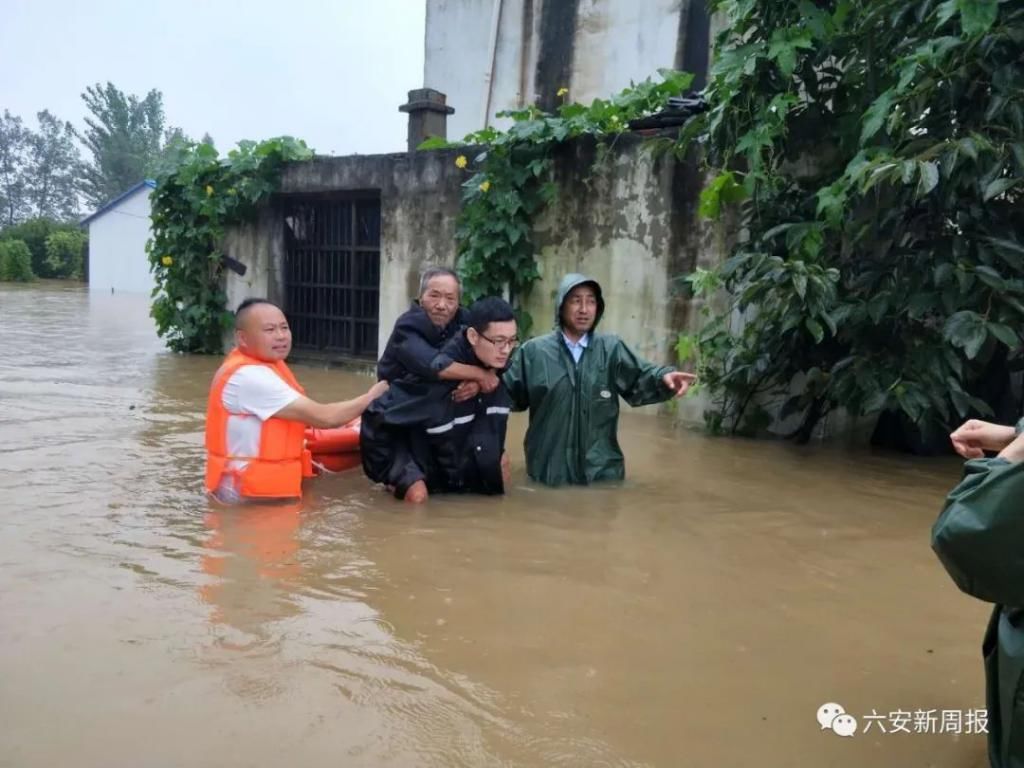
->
xmin=147 ymin=137 xmax=313 ymax=353
xmin=674 ymin=0 xmax=1024 ymax=445
xmin=421 ymin=70 xmax=694 ymax=335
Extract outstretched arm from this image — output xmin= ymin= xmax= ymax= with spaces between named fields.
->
xmin=276 ymin=381 xmax=389 ymax=428
xmin=612 ymin=338 xmax=691 ymax=406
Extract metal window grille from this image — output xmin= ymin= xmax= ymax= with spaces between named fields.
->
xmin=283 ymin=196 xmax=380 ymax=358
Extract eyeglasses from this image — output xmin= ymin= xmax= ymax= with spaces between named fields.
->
xmin=478 ymin=332 xmax=519 ymax=351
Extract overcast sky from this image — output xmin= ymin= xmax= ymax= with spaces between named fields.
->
xmin=0 ymin=0 xmax=426 ymax=157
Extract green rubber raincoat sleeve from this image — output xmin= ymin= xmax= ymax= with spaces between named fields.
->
xmin=501 ymin=346 xmax=531 ymax=412
xmin=611 ymin=337 xmax=676 ymax=407
xmin=931 ymin=457 xmax=1024 ymax=606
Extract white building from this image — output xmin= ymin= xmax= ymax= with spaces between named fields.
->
xmin=424 ymin=0 xmax=711 ymax=141
xmin=81 ymin=180 xmax=156 ymax=294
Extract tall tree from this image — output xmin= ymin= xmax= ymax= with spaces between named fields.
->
xmin=0 ymin=111 xmax=30 ymax=227
xmin=25 ymin=110 xmax=80 ymax=221
xmin=76 ymin=82 xmax=165 ymax=208
xmin=150 ymin=128 xmax=216 ymax=178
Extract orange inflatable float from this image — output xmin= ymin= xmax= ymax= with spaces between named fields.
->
xmin=305 ymin=418 xmax=362 ymax=475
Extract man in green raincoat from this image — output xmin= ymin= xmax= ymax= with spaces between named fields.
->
xmin=933 ymin=418 xmax=1024 ymax=767
xmin=501 ymin=273 xmax=695 ymax=486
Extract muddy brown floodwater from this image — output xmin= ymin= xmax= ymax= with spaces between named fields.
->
xmin=0 ymin=283 xmax=994 ymax=767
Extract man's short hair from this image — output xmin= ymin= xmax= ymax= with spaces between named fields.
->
xmin=234 ymin=297 xmax=281 ymax=329
xmin=467 ymin=297 xmax=515 ymax=333
xmin=419 ymin=266 xmax=461 ymax=297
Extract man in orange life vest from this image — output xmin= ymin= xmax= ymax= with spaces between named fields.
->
xmin=205 ymin=298 xmax=388 ymax=504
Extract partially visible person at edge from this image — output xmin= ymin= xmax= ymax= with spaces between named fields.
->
xmin=933 ymin=417 xmax=1024 ymax=768
xmin=376 ymin=266 xmax=490 ymax=404
xmin=501 ymin=273 xmax=696 ymax=487
xmin=361 ymin=297 xmax=515 ymax=503
xmin=205 ymin=298 xmax=388 ymax=505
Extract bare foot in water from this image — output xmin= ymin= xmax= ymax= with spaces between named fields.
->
xmin=405 ymin=480 xmax=428 ymax=504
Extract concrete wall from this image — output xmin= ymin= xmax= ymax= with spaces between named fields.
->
xmin=86 ymin=187 xmax=155 ymax=295
xmin=526 ymin=135 xmax=720 ymax=423
xmin=425 ymin=0 xmax=710 ymax=141
xmin=221 ymin=137 xmax=724 ymax=423
xmin=222 ymin=150 xmax=466 ymax=357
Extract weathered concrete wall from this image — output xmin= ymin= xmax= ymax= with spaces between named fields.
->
xmin=525 ymin=135 xmax=721 ymax=423
xmin=222 ymin=150 xmax=466 ymax=357
xmin=425 ymin=0 xmax=710 ymax=140
xmin=222 ymin=136 xmax=722 ymax=421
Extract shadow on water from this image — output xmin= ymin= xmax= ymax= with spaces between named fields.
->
xmin=0 ymin=284 xmax=992 ymax=767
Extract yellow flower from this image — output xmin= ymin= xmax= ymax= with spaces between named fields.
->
xmin=455 ymin=155 xmax=468 ymax=169
xmin=557 ymin=87 xmax=569 ymax=97
xmin=479 ymin=180 xmax=491 ymax=193
xmin=161 ymin=256 xmax=173 ymax=267
xmin=205 ymin=185 xmax=214 ymax=197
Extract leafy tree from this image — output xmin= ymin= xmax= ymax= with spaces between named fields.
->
xmin=77 ymin=82 xmax=166 ymax=208
xmin=0 ymin=239 xmax=35 ymax=282
xmin=44 ymin=229 xmax=86 ymax=279
xmin=0 ymin=111 xmax=30 ymax=227
xmin=26 ymin=110 xmax=80 ymax=221
xmin=678 ymin=0 xmax=1024 ymax=450
xmin=1 ymin=218 xmax=84 ymax=277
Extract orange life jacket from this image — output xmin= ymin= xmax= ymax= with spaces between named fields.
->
xmin=204 ymin=348 xmax=313 ymax=500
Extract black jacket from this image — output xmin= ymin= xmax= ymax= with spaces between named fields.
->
xmin=376 ymin=303 xmax=467 ymax=382
xmin=361 ymin=331 xmax=512 ymax=499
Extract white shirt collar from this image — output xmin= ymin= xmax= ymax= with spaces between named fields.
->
xmin=562 ymin=331 xmax=590 ymax=348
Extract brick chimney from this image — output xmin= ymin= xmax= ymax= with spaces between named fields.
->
xmin=399 ymin=88 xmax=455 ymax=151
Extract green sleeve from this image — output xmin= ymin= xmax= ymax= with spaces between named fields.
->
xmin=501 ymin=346 xmax=530 ymax=412
xmin=932 ymin=457 xmax=1024 ymax=605
xmin=612 ymin=337 xmax=676 ymax=407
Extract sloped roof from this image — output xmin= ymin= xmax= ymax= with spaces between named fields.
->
xmin=80 ymin=179 xmax=156 ymax=226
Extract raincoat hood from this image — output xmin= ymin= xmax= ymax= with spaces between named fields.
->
xmin=555 ymin=273 xmax=605 ymax=332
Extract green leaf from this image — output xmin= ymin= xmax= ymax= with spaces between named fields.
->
xmin=416 ymin=137 xmax=451 ymax=151
xmin=834 ymin=1 xmax=853 ymax=26
xmin=936 ymin=0 xmax=959 ymax=26
xmin=699 ymin=171 xmax=748 ymax=219
xmin=917 ymin=161 xmax=940 ymax=195
xmin=793 ymin=273 xmax=808 ymax=299
xmin=984 ymin=177 xmax=1021 ymax=201
xmin=897 ymin=62 xmax=918 ymax=92
xmin=805 ymin=318 xmax=825 ymax=343
xmin=988 ymin=323 xmax=1021 ymax=348
xmin=868 ymin=293 xmax=888 ymax=324
xmin=1013 ymin=144 xmax=1024 ymax=174
xmin=986 ymin=237 xmax=1024 ymax=267
xmin=950 ymin=388 xmax=972 ymax=417
xmin=768 ymin=29 xmax=813 ymax=79
xmin=861 ymin=90 xmax=895 ymax=142
xmin=934 ymin=263 xmax=954 ymax=286
xmin=975 ymin=265 xmax=1006 ymax=290
xmin=863 ymin=391 xmax=889 ymax=414
xmin=962 ymin=325 xmax=987 ymax=360
xmin=945 ymin=310 xmax=988 ymax=359
xmin=957 ymin=0 xmax=998 ymax=36
xmin=821 ymin=310 xmax=838 ymax=337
